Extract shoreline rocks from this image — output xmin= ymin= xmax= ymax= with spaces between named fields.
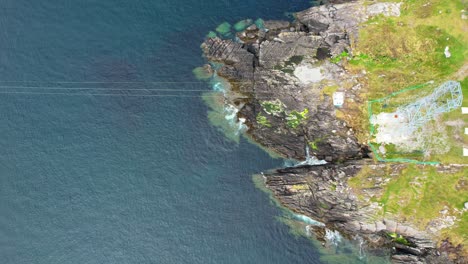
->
xmin=199 ymin=2 xmax=464 ymax=263
xmin=262 ymin=162 xmax=467 ymax=263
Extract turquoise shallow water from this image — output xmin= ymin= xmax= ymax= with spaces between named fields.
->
xmin=0 ymin=0 xmax=334 ymax=263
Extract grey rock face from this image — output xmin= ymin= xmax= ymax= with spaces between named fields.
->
xmin=202 ymin=3 xmax=399 ymax=162
xmin=258 ymin=33 xmax=323 ymax=68
xmin=200 ymin=2 xmax=402 ymax=162
xmin=295 ymin=2 xmax=401 ymax=55
xmin=201 ymin=5 xmax=377 ymax=161
xmin=199 ymin=2 xmax=462 ymax=263
xmin=263 ymin=162 xmax=462 ymax=264
xmin=263 ymin=20 xmax=291 ymax=32
xmin=201 ymin=38 xmax=255 ymax=81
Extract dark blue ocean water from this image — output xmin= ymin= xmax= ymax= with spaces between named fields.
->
xmin=0 ymin=1 xmax=334 ymax=264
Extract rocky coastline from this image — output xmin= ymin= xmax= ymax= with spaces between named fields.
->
xmin=199 ymin=1 xmax=466 ymax=263
xmin=263 ymin=162 xmax=466 ymax=263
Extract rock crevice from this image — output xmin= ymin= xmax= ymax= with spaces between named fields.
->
xmin=199 ymin=2 xmax=463 ymax=263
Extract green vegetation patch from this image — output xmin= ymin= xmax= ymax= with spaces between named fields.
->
xmin=341 ymin=0 xmax=468 ymax=256
xmin=441 ymin=211 xmax=468 ymax=256
xmin=349 ymin=0 xmax=467 ymax=99
xmin=286 ymin=108 xmax=309 ymax=129
xmin=321 ymin=85 xmax=339 ymax=96
xmin=374 ymin=164 xmax=468 ymax=253
xmin=308 ymin=137 xmax=324 ymax=151
xmin=348 ymin=165 xmax=393 ymax=201
xmin=378 ymin=165 xmax=467 ymax=227
xmin=330 ymin=51 xmax=349 ymax=64
xmin=308 ymin=141 xmax=318 ymax=151
xmin=256 ymin=113 xmax=271 ymax=128
xmin=349 ymin=163 xmax=467 ymax=253
xmin=381 ymin=143 xmax=424 ymax=160
xmin=388 ymin=232 xmax=412 ymax=246
xmin=260 ymin=99 xmax=284 ymax=115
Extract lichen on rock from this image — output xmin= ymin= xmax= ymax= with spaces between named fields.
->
xmin=198 ymin=1 xmax=466 ymax=263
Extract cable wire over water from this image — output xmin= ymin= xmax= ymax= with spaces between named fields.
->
xmin=0 ymin=81 xmax=288 ymax=98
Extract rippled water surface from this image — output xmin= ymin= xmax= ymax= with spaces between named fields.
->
xmin=0 ymin=1 xmax=337 ymax=263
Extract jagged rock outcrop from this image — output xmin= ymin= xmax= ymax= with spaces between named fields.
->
xmin=295 ymin=2 xmax=401 ymax=55
xmin=199 ymin=1 xmax=463 ymax=263
xmin=201 ymin=2 xmax=401 ymax=162
xmin=262 ymin=162 xmax=465 ymax=264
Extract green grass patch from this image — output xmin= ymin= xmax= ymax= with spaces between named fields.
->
xmin=388 ymin=232 xmax=412 ymax=246
xmin=378 ymin=165 xmax=467 ymax=228
xmin=330 ymin=51 xmax=349 ymax=64
xmin=261 ymin=99 xmax=284 ymax=115
xmin=348 ymin=165 xmax=394 ymax=202
xmin=440 ymin=212 xmax=468 ymax=256
xmin=321 ymin=85 xmax=339 ymax=96
xmin=308 ymin=137 xmax=325 ymax=151
xmin=380 ymin=143 xmax=424 ymax=160
xmin=256 ymin=113 xmax=271 ymax=127
xmin=350 ymin=0 xmax=467 ymax=98
xmin=350 ymin=163 xmax=467 ymax=251
xmin=308 ymin=141 xmax=318 ymax=151
xmin=375 ymin=164 xmax=468 ymax=252
xmin=344 ymin=0 xmax=467 ymax=255
xmin=286 ymin=108 xmax=309 ymax=129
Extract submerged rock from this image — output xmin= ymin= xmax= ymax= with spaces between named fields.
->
xmin=206 ymin=31 xmax=217 ymax=39
xmin=263 ymin=162 xmax=465 ymax=263
xmin=254 ymin=18 xmax=265 ymax=30
xmin=192 ymin=65 xmax=213 ymax=80
xmin=215 ymin=22 xmax=232 ymax=35
xmin=198 ymin=1 xmax=462 ymax=263
xmin=201 ymin=33 xmax=366 ymax=161
xmin=233 ymin=19 xmax=253 ymax=32
xmin=198 ymin=1 xmax=404 ymax=162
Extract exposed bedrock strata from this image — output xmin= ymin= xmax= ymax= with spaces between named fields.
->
xmin=201 ymin=2 xmax=402 ymax=162
xmin=200 ymin=1 xmax=464 ymax=263
xmin=202 ymin=32 xmax=367 ymax=162
xmin=263 ymin=162 xmax=466 ymax=263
